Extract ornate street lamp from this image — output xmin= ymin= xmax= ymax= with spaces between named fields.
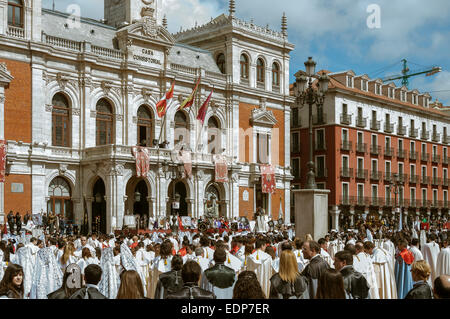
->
xmin=295 ymin=57 xmax=330 ymax=190
xmin=389 ymin=173 xmax=404 ymax=230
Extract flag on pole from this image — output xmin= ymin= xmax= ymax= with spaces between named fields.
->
xmin=178 ymin=76 xmax=201 ymax=111
xmin=197 ymin=89 xmax=214 ymax=125
xmin=156 ymin=81 xmax=175 ymax=118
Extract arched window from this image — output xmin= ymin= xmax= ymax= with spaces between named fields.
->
xmin=240 ymin=54 xmax=249 ymax=79
xmin=137 ymin=105 xmax=153 ymax=147
xmin=257 ymin=58 xmax=265 ymax=83
xmin=208 ymin=116 xmax=221 ymax=154
xmin=47 ymin=177 xmax=73 ymax=222
xmin=96 ymin=98 xmax=114 ymax=146
xmin=174 ymin=111 xmax=189 ymax=147
xmin=8 ymin=0 xmax=23 ymax=27
xmin=52 ymin=93 xmax=71 ymax=147
xmin=216 ymin=53 xmax=226 ymax=74
xmin=272 ymin=62 xmax=280 ymax=87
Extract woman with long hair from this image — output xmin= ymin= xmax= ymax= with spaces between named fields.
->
xmin=269 ymin=250 xmax=307 ymax=299
xmin=48 ymin=264 xmax=83 ymax=299
xmin=233 ymin=271 xmax=265 ymax=299
xmin=116 ymin=270 xmax=145 ymax=299
xmin=76 ymin=247 xmax=96 ymax=275
xmin=0 ymin=264 xmax=24 ymax=299
xmin=316 ymin=269 xmax=347 ymax=299
xmin=59 ymin=242 xmax=77 ymax=272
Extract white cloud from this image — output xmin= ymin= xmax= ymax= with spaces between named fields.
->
xmin=410 ymin=71 xmax=450 ymax=106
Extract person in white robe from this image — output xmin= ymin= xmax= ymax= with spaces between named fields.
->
xmin=435 ymin=244 xmax=450 ymax=278
xmin=193 ymin=247 xmax=211 ymax=272
xmin=246 ymin=239 xmax=272 ymax=298
xmin=382 ymin=237 xmax=396 ymax=268
xmin=371 ymin=243 xmax=397 ymax=299
xmin=148 ymin=241 xmax=173 ymax=298
xmin=30 ymin=247 xmax=63 ymax=299
xmin=409 ymin=238 xmax=423 ymax=262
xmin=15 ymin=246 xmax=34 ymax=298
xmin=120 ymin=243 xmax=147 ymax=297
xmin=98 ymin=247 xmax=120 ymax=299
xmin=422 ymin=235 xmax=441 ymax=283
xmin=135 ymin=243 xmax=151 ymax=290
xmin=74 ymin=236 xmax=95 ymax=258
xmin=25 ymin=238 xmax=40 ymax=266
xmin=354 ymin=242 xmax=379 ymax=299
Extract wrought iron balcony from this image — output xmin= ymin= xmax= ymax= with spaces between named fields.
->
xmin=340 ymin=196 xmax=352 ymax=206
xmin=443 ymin=135 xmax=450 ymax=144
xmin=370 ymin=170 xmax=382 ymax=181
xmin=398 ymin=125 xmax=407 ymax=136
xmin=398 ymin=173 xmax=408 ymax=183
xmin=443 ymin=157 xmax=449 ymax=165
xmin=384 ymin=147 xmax=394 ymax=157
xmin=384 ymin=172 xmax=393 ymax=182
xmin=313 ymin=113 xmax=327 ymax=125
xmin=356 ymin=143 xmax=367 ymax=153
xmin=421 ymin=200 xmax=432 ymax=208
xmin=370 ymin=145 xmax=381 ymax=155
xmin=420 ymin=176 xmax=430 ymax=185
xmin=385 ymin=197 xmax=395 ymax=207
xmin=409 ymin=174 xmax=419 ymax=184
xmin=340 ymin=113 xmax=352 ymax=125
xmin=340 ymin=167 xmax=354 ymax=178
xmin=384 ymin=123 xmax=394 ymax=134
xmin=356 ymin=169 xmax=368 ymax=180
xmin=432 ymin=132 xmax=441 ymax=143
xmin=432 ymin=155 xmax=441 ymax=164
xmin=410 ymin=128 xmax=419 ymax=138
xmin=397 ymin=149 xmax=406 ymax=159
xmin=356 ymin=117 xmax=367 ymax=128
xmin=352 ymin=196 xmax=369 ymax=206
xmin=409 ymin=151 xmax=418 ymax=161
xmin=371 ymin=120 xmax=381 ymax=131
xmin=421 ymin=131 xmax=430 ymax=140
xmin=443 ymin=178 xmax=449 ymax=187
xmin=421 ymin=152 xmax=430 ymax=162
xmin=341 ymin=140 xmax=352 ymax=152
xmin=431 ymin=177 xmax=442 ymax=186
xmin=371 ymin=197 xmax=385 ymax=207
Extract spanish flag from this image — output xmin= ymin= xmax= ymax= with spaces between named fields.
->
xmin=156 ymin=81 xmax=175 ymax=118
xmin=178 ymin=76 xmax=201 ymax=111
xmin=196 ymin=89 xmax=213 ymax=125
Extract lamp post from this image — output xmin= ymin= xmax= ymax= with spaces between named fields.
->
xmin=389 ymin=173 xmax=404 ymax=231
xmin=295 ymin=57 xmax=330 ymax=190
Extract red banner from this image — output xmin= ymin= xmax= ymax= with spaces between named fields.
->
xmin=131 ymin=146 xmax=150 ymax=178
xmin=261 ymin=164 xmax=276 ymax=194
xmin=181 ymin=150 xmax=192 ymax=178
xmin=215 ymin=155 xmax=228 ymax=183
xmin=0 ymin=140 xmax=6 ymax=183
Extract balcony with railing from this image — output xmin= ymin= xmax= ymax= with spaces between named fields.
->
xmin=356 ymin=143 xmax=367 ymax=153
xmin=341 ymin=140 xmax=352 ymax=152
xmin=340 ymin=113 xmax=352 ymax=125
xmin=421 ymin=131 xmax=430 ymax=140
xmin=340 ymin=196 xmax=352 ymax=206
xmin=409 ymin=151 xmax=418 ymax=161
xmin=385 ymin=197 xmax=395 ymax=207
xmin=398 ymin=173 xmax=408 ymax=183
xmin=397 ymin=149 xmax=406 ymax=159
xmin=352 ymin=196 xmax=369 ymax=206
xmin=443 ymin=178 xmax=449 ymax=187
xmin=409 ymin=174 xmax=419 ymax=184
xmin=384 ymin=147 xmax=394 ymax=157
xmin=356 ymin=117 xmax=367 ymax=128
xmin=398 ymin=125 xmax=407 ymax=136
xmin=7 ymin=26 xmax=25 ymax=39
xmin=420 ymin=176 xmax=430 ymax=185
xmin=313 ymin=113 xmax=327 ymax=125
xmin=444 ymin=135 xmax=450 ymax=144
xmin=431 ymin=177 xmax=442 ymax=186
xmin=384 ymin=123 xmax=394 ymax=134
xmin=384 ymin=172 xmax=393 ymax=182
xmin=443 ymin=157 xmax=450 ymax=165
xmin=356 ymin=169 xmax=368 ymax=180
xmin=410 ymin=128 xmax=419 ymax=138
xmin=421 ymin=200 xmax=432 ymax=208
xmin=421 ymin=152 xmax=430 ymax=162
xmin=340 ymin=167 xmax=354 ymax=178
xmin=370 ymin=170 xmax=382 ymax=181
xmin=432 ymin=154 xmax=441 ymax=164
xmin=432 ymin=132 xmax=441 ymax=143
xmin=371 ymin=197 xmax=385 ymax=207
xmin=370 ymin=120 xmax=381 ymax=131
xmin=370 ymin=145 xmax=381 ymax=155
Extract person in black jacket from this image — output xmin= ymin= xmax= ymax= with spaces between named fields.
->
xmin=154 ymin=254 xmax=184 ymax=299
xmin=69 ymin=264 xmax=107 ymax=299
xmin=334 ymin=250 xmax=370 ymax=299
xmin=405 ymin=260 xmax=433 ymax=299
xmin=270 ymin=250 xmax=308 ymax=299
xmin=166 ymin=261 xmax=215 ymax=299
xmin=48 ymin=264 xmax=82 ymax=299
xmin=203 ymin=247 xmax=236 ymax=299
xmin=0 ymin=264 xmax=24 ymax=299
xmin=15 ymin=212 xmax=22 ymax=234
xmin=7 ymin=211 xmax=15 ymax=234
xmin=300 ymin=240 xmax=330 ymax=299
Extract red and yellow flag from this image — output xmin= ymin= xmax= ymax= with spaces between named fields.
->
xmin=178 ymin=76 xmax=201 ymax=111
xmin=196 ymin=89 xmax=214 ymax=125
xmin=156 ymin=81 xmax=175 ymax=118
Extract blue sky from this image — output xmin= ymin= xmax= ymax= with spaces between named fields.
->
xmin=44 ymin=0 xmax=450 ymax=105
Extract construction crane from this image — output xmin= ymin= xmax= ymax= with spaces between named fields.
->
xmin=381 ymin=59 xmax=442 ymax=89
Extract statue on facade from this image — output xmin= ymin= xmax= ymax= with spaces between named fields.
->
xmin=205 ymin=194 xmax=219 ymax=220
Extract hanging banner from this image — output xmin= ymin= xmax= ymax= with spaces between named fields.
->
xmin=131 ymin=146 xmax=150 ymax=178
xmin=215 ymin=155 xmax=228 ymax=183
xmin=181 ymin=150 xmax=192 ymax=178
xmin=0 ymin=140 xmax=6 ymax=183
xmin=261 ymin=164 xmax=276 ymax=194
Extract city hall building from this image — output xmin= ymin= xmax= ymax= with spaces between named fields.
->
xmin=0 ymin=0 xmax=294 ymax=233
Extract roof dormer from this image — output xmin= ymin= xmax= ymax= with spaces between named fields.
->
xmin=368 ymin=78 xmax=383 ymax=96
xmin=408 ymin=89 xmax=420 ymax=105
xmin=396 ymin=86 xmax=408 ymax=102
xmin=354 ymin=74 xmax=369 ymax=92
xmin=382 ymin=82 xmax=396 ymax=99
xmin=419 ymin=93 xmax=431 ymax=108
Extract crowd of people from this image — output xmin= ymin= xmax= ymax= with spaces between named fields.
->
xmin=0 ymin=214 xmax=449 ymax=300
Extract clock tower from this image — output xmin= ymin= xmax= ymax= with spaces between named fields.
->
xmin=104 ymin=0 xmax=162 ymax=28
